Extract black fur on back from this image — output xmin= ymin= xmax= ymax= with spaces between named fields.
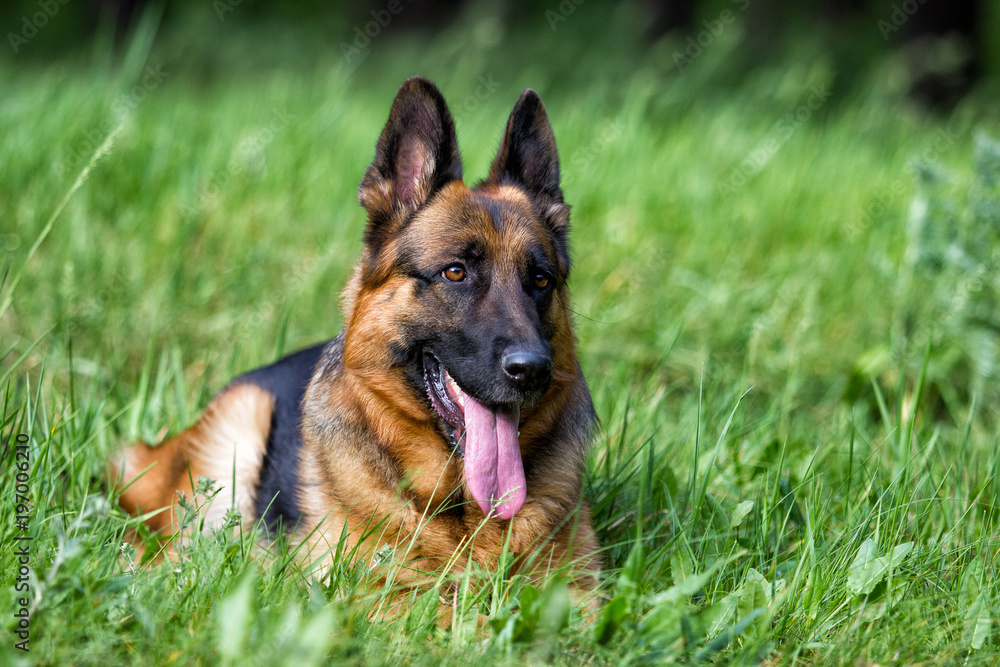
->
xmin=232 ymin=339 xmax=333 ymax=532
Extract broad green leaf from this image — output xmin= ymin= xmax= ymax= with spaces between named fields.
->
xmin=705 ymin=493 xmax=731 ymax=529
xmin=594 ymin=595 xmax=628 ymax=645
xmin=961 ymin=560 xmax=984 ymax=605
xmin=706 ymin=593 xmax=738 ymax=638
xmin=641 ymin=556 xmax=735 ymax=645
xmin=696 ymin=608 xmax=765 ymax=661
xmin=639 ymin=603 xmax=684 ymax=650
xmin=859 ymin=598 xmax=888 ymax=623
xmin=275 ymin=604 xmax=301 ymax=654
xmin=765 ymin=578 xmax=786 ymax=605
xmin=519 ymin=584 xmax=539 ymax=621
xmin=512 ymin=584 xmax=541 ymax=643
xmin=670 ymin=549 xmax=695 ymax=584
xmin=885 ymin=542 xmax=913 ymax=574
xmin=966 ymin=592 xmax=992 ymax=650
xmin=847 ymin=540 xmax=913 ymax=598
xmin=295 ymin=607 xmax=337 ymax=667
xmin=737 ymin=569 xmax=768 ymax=641
xmin=217 ymin=569 xmax=256 ymax=663
xmin=743 ymin=568 xmax=768 ymax=594
xmin=729 ymin=500 xmax=755 ymax=528
xmin=648 ymin=556 xmax=733 ymax=614
xmin=740 ymin=568 xmax=785 ymax=605
xmin=537 ymin=580 xmax=571 ymax=637
xmin=405 ymin=588 xmax=440 ymax=635
xmin=846 ymin=539 xmax=882 ymax=596
xmin=618 ymin=541 xmax=645 ymax=600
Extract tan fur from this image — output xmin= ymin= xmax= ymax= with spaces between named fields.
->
xmin=111 ymin=383 xmax=274 ymax=536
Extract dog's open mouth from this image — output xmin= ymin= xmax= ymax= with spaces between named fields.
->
xmin=423 ymin=353 xmax=526 ymax=520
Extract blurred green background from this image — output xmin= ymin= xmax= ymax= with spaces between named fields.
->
xmin=4 ymin=0 xmax=1000 ymax=398
xmin=2 ymin=1 xmax=1000 ymax=664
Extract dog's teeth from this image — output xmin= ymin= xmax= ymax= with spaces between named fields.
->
xmin=445 ymin=373 xmax=461 ymax=402
xmin=450 ymin=378 xmax=465 ymax=408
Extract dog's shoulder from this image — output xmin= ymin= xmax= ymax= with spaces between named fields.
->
xmin=229 ymin=338 xmax=336 ymax=529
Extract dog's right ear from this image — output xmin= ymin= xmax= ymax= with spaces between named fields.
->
xmin=358 ymin=77 xmax=462 ymax=250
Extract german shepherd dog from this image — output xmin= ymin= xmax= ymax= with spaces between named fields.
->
xmin=111 ymin=77 xmax=601 ymax=604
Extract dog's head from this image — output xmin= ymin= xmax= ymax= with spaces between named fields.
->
xmin=341 ymin=77 xmax=579 ymax=520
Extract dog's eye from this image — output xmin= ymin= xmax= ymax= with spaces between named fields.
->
xmin=533 ymin=272 xmax=550 ymax=290
xmin=443 ymin=264 xmax=466 ymax=282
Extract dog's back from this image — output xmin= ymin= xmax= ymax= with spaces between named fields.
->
xmin=113 ymin=341 xmax=327 ymax=536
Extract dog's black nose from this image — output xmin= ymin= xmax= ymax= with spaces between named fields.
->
xmin=502 ymin=350 xmax=553 ymax=392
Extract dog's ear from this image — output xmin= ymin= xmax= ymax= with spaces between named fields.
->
xmin=486 ymin=89 xmax=570 ymax=270
xmin=359 ymin=76 xmax=462 ymax=249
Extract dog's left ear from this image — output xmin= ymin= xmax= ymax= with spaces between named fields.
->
xmin=359 ymin=77 xmax=463 ymax=250
xmin=486 ymin=89 xmax=570 ymax=271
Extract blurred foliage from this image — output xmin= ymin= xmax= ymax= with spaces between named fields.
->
xmin=852 ymin=131 xmax=1000 ymax=422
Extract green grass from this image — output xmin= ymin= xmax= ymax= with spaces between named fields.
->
xmin=2 ymin=6 xmax=1000 ymax=665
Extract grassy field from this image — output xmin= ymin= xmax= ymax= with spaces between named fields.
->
xmin=2 ymin=6 xmax=1000 ymax=665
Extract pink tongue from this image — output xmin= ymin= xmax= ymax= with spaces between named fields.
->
xmin=461 ymin=393 xmax=525 ymax=520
